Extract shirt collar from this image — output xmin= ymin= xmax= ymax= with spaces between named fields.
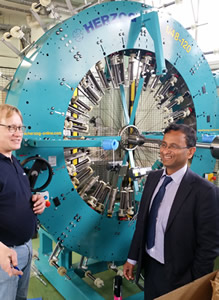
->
xmin=162 ymin=164 xmax=188 ymax=184
xmin=0 ymin=153 xmax=14 ymax=162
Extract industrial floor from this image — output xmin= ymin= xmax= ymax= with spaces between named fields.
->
xmin=27 ymin=237 xmax=141 ymax=300
xmin=28 ymin=237 xmax=219 ymax=300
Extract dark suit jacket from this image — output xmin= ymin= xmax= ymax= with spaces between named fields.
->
xmin=128 ymin=167 xmax=219 ymax=290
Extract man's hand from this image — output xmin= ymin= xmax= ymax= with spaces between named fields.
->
xmin=32 ymin=194 xmax=46 ymax=214
xmin=123 ymin=261 xmax=135 ymax=281
xmin=0 ymin=242 xmax=23 ymax=277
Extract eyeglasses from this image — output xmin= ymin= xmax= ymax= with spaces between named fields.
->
xmin=160 ymin=142 xmax=189 ymax=151
xmin=0 ymin=124 xmax=26 ymax=133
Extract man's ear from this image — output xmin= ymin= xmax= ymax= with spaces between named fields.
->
xmin=188 ymin=147 xmax=196 ymax=159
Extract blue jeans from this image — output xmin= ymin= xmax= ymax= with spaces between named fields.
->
xmin=0 ymin=240 xmax=32 ymax=300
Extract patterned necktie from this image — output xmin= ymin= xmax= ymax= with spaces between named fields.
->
xmin=146 ymin=176 xmax=173 ymax=249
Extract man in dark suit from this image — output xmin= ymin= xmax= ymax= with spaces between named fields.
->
xmin=123 ymin=123 xmax=219 ymax=300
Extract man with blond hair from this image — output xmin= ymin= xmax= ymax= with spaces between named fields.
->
xmin=0 ymin=104 xmax=46 ymax=300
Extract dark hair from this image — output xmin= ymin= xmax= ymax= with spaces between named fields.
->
xmin=164 ymin=123 xmax=196 ymax=148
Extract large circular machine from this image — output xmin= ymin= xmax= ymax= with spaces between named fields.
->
xmin=6 ymin=1 xmax=219 ymax=299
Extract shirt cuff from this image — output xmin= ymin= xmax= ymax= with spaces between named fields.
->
xmin=127 ymin=258 xmax=137 ymax=265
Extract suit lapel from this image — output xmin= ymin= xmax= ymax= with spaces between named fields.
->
xmin=166 ymin=168 xmax=194 ymax=232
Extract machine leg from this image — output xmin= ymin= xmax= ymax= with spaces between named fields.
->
xmin=35 ymin=228 xmax=105 ymax=300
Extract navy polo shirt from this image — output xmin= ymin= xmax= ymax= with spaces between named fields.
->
xmin=0 ymin=153 xmax=37 ymax=246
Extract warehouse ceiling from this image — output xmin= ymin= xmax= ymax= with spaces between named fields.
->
xmin=0 ymin=0 xmax=219 ymax=65
xmin=0 ymin=0 xmax=98 ymax=19
xmin=0 ymin=0 xmax=85 ymax=12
